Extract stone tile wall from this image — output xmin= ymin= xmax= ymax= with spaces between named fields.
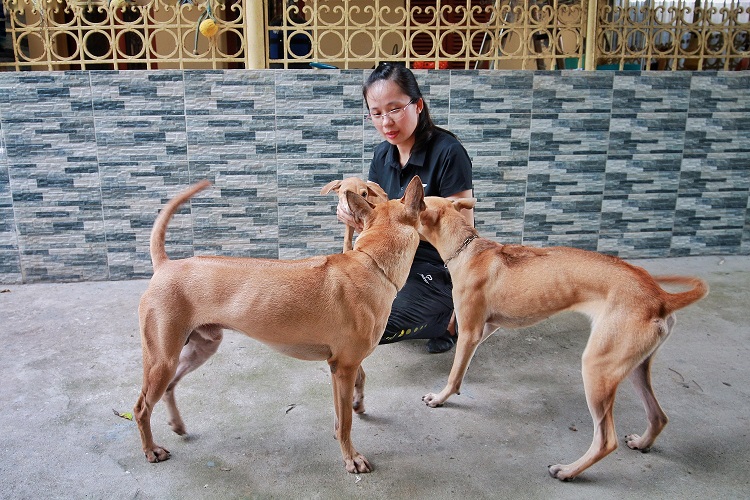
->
xmin=0 ymin=69 xmax=748 ymax=283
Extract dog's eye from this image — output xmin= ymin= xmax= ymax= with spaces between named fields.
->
xmin=361 ymin=191 xmax=368 ymax=197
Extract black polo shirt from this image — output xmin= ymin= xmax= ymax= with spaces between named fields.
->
xmin=368 ymin=128 xmax=473 ymax=264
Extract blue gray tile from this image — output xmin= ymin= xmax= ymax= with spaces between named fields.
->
xmin=184 ymin=70 xmax=276 ymax=116
xmin=449 ymin=71 xmax=534 ymax=114
xmin=90 ymin=70 xmax=185 ymax=117
xmin=99 ymin=161 xmax=193 ymax=280
xmin=189 ymin=161 xmax=279 ymax=259
xmin=277 ymin=158 xmax=366 ymax=259
xmin=742 ymin=194 xmax=750 ymax=256
xmin=0 ymin=135 xmax=21 ymax=283
xmin=9 ymin=160 xmax=107 ymax=282
xmin=95 ymin=115 xmax=188 ymax=163
xmin=0 ymin=69 xmax=748 ymax=283
xmin=275 ymin=70 xmax=365 ymax=115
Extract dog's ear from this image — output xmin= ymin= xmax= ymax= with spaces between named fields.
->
xmin=346 ymin=190 xmax=375 ymax=226
xmin=366 ymin=181 xmax=388 ymax=201
xmin=320 ymin=179 xmax=342 ymax=195
xmin=452 ymin=198 xmax=476 ymax=212
xmin=401 ymin=176 xmax=426 ymax=219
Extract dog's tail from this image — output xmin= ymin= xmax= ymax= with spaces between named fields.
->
xmin=655 ymin=275 xmax=709 ymax=314
xmin=150 ymin=180 xmax=211 ymax=270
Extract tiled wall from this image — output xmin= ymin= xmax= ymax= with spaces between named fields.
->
xmin=0 ymin=70 xmax=748 ymax=284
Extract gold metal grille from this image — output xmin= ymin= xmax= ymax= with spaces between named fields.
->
xmin=597 ymin=0 xmax=750 ymax=70
xmin=0 ymin=0 xmax=246 ymax=70
xmin=267 ymin=0 xmax=587 ymax=70
xmin=1 ymin=0 xmax=749 ymax=70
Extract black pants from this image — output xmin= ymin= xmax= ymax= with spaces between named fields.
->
xmin=379 ymin=260 xmax=454 ymax=344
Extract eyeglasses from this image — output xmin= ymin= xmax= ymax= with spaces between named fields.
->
xmin=365 ymin=98 xmax=417 ymax=123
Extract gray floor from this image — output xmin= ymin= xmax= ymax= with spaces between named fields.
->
xmin=1 ymin=255 xmax=748 ymax=499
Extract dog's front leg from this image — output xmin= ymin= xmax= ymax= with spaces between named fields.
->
xmin=330 ymin=360 xmax=372 ymax=473
xmin=423 ymin=321 xmax=492 ymax=407
xmin=343 ymin=225 xmax=355 ymax=253
xmin=353 ymin=365 xmax=366 ymax=414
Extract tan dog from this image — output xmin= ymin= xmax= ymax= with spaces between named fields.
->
xmin=320 ymin=177 xmax=388 ymax=252
xmin=418 ymin=196 xmax=708 ymax=480
xmin=134 ymin=176 xmax=425 ymax=473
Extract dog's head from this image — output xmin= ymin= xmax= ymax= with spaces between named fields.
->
xmin=346 ymin=177 xmax=425 ymax=288
xmin=320 ymin=177 xmax=388 ymax=208
xmin=419 ymin=196 xmax=476 ymax=244
xmin=345 ymin=176 xmax=424 ymax=232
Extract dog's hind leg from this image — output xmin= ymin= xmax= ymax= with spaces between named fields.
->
xmin=163 ymin=325 xmax=224 ymax=435
xmin=624 ymin=353 xmax=668 ymax=452
xmin=134 ymin=349 xmax=180 ymax=463
xmin=625 ymin=315 xmax=674 ymax=451
xmin=352 ymin=365 xmax=366 ymax=414
xmin=330 ymin=362 xmax=341 ymax=439
xmin=549 ymin=335 xmax=626 ymax=480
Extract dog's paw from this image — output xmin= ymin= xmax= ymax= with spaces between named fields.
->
xmin=168 ymin=418 xmax=186 ymax=436
xmin=352 ymin=397 xmax=366 ymax=415
xmin=145 ymin=445 xmax=171 ymax=463
xmin=548 ymin=464 xmax=574 ymax=481
xmin=624 ymin=433 xmax=652 ymax=452
xmin=422 ymin=393 xmax=445 ymax=408
xmin=345 ymin=453 xmax=372 ymax=473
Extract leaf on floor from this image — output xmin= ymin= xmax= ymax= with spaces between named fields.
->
xmin=113 ymin=408 xmax=134 ymax=421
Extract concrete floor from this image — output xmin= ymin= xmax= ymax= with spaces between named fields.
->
xmin=1 ymin=255 xmax=749 ymax=499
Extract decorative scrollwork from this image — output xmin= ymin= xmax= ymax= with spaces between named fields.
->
xmin=1 ymin=0 xmax=748 ymax=71
xmin=1 ymin=0 xmax=245 ymax=69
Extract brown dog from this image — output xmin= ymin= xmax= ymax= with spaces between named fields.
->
xmin=134 ymin=176 xmax=425 ymax=473
xmin=417 ymin=196 xmax=708 ymax=480
xmin=320 ymin=177 xmax=388 ymax=252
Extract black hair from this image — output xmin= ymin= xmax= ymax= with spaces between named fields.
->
xmin=363 ymin=63 xmax=456 ymax=154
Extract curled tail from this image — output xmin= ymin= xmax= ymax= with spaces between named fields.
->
xmin=150 ymin=180 xmax=211 ymax=270
xmin=655 ymin=275 xmax=709 ymax=314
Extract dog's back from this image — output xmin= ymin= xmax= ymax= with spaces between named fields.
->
xmin=465 ymin=242 xmax=707 ymax=326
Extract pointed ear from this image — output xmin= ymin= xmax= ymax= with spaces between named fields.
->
xmin=452 ymin=198 xmax=476 ymax=212
xmin=401 ymin=175 xmax=426 ymax=219
xmin=346 ymin=190 xmax=375 ymax=226
xmin=365 ymin=181 xmax=388 ymax=201
xmin=320 ymin=179 xmax=342 ymax=195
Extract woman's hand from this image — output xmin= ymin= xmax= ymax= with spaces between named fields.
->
xmin=337 ymin=200 xmax=364 ymax=233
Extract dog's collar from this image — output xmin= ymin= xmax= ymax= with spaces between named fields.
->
xmin=443 ymin=234 xmax=478 ymax=268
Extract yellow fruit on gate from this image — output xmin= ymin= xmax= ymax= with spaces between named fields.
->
xmin=199 ymin=18 xmax=219 ymax=37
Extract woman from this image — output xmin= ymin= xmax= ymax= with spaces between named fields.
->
xmin=338 ymin=63 xmax=474 ymax=353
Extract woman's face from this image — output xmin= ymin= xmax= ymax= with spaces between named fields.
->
xmin=365 ymin=79 xmax=422 ymax=149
